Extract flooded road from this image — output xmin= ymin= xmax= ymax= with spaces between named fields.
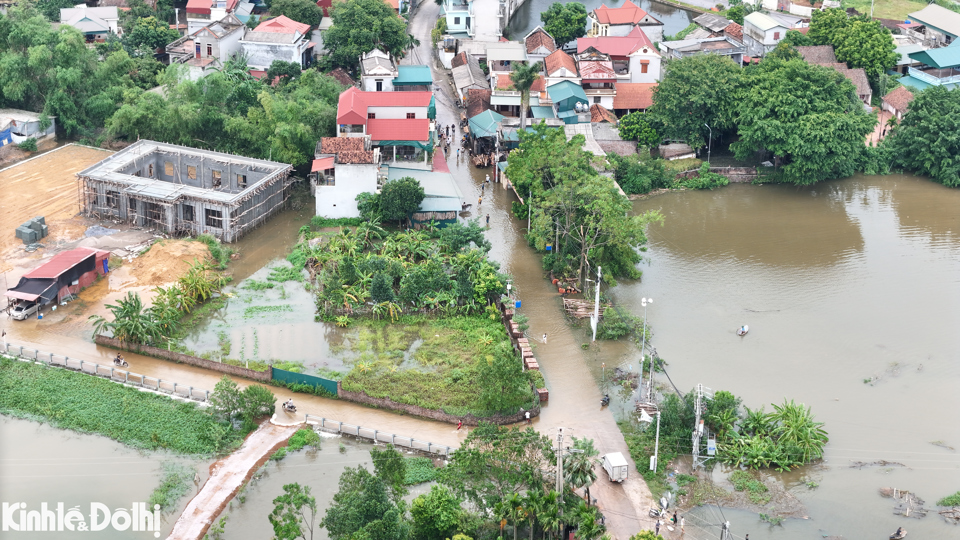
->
xmin=618 ymin=177 xmax=960 ymax=538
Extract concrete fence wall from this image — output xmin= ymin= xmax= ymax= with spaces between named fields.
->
xmin=95 ymin=335 xmax=272 ymax=382
xmin=305 ymin=414 xmax=454 ymax=456
xmin=677 ymin=166 xmax=759 ymax=183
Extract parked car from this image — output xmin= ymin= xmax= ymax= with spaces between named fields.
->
xmin=11 ymin=300 xmax=40 ymax=321
xmin=602 ymin=452 xmax=629 ymax=483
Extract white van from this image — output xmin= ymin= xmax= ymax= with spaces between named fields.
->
xmin=11 ymin=300 xmax=40 ymax=321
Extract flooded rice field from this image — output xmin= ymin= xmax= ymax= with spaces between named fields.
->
xmin=0 ymin=416 xmax=210 ymax=539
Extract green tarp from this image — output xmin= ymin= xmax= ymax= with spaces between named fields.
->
xmin=469 ymin=110 xmax=505 ymax=138
xmin=428 ymin=95 xmax=436 ymax=120
xmin=272 ymin=368 xmax=338 ymax=396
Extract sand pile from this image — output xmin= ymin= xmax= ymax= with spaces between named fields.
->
xmin=129 ymin=240 xmax=212 ymax=287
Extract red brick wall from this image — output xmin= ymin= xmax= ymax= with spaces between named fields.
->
xmin=95 ymin=335 xmax=272 ymax=382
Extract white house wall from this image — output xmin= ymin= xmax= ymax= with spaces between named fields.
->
xmin=315 ymin=163 xmax=379 ymax=218
xmin=362 ymin=76 xmax=396 ymax=92
xmin=628 ymin=54 xmax=660 ymax=83
xmin=366 ymin=106 xmax=429 ymax=119
xmin=242 ymin=42 xmax=303 ymax=70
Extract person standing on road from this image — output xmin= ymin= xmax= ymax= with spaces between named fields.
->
xmin=655 ymin=520 xmax=661 ymax=535
xmin=680 ymin=516 xmax=685 ymax=535
xmin=486 ymin=214 xmax=490 ymax=227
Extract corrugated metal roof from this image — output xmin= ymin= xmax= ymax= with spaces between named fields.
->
xmin=744 ymin=12 xmax=786 ymax=32
xmin=25 ymin=248 xmax=105 ymax=280
xmin=908 ymin=4 xmax=960 ymax=38
xmin=909 ymin=46 xmax=960 ymax=69
xmin=394 ymin=65 xmax=432 ymax=85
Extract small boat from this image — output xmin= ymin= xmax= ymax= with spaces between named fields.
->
xmin=890 ymin=529 xmax=907 ymax=540
xmin=737 ymin=325 xmax=749 ymax=336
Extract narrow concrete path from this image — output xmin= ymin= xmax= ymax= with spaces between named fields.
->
xmin=166 ymin=421 xmax=300 ymax=540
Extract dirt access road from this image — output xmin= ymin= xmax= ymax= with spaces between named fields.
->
xmin=0 ymin=144 xmax=113 ymax=271
xmin=167 ymin=421 xmax=300 ymax=540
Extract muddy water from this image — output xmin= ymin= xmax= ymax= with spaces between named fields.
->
xmin=614 ymin=177 xmax=960 ymax=538
xmin=0 ymin=416 xmax=209 ymax=539
xmin=210 ymin=436 xmax=435 ymax=540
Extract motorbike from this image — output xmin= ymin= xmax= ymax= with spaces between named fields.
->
xmin=282 ymin=402 xmax=297 ymax=413
xmin=113 ymin=356 xmax=129 ymax=368
xmin=600 ymin=394 xmax=610 ymax=407
xmin=648 ymin=496 xmax=670 ymax=518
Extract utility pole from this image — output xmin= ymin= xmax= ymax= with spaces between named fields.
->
xmin=639 ymin=297 xmax=652 ymax=401
xmin=650 ymin=410 xmax=661 ymax=471
xmin=590 ymin=266 xmax=602 ymax=341
xmin=704 ymin=123 xmax=712 ymax=165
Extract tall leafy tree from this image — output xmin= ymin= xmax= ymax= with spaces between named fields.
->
xmin=540 ymin=2 xmax=587 ymax=48
xmin=888 ymin=86 xmax=960 ymax=187
xmin=410 ymin=485 xmax=463 ymax=540
xmin=125 ymin=16 xmax=180 ymax=52
xmin=807 ymin=7 xmax=850 ymax=46
xmin=833 ymin=18 xmax=897 ymax=83
xmin=269 ymin=483 xmax=318 ymax=540
xmin=477 ymin=342 xmax=530 ymax=414
xmin=732 ymin=57 xmax=875 ymax=184
xmin=649 ymin=54 xmax=744 ymax=150
xmin=35 ymin=0 xmax=77 ymax=22
xmin=321 ymin=0 xmax=415 ymax=72
xmin=380 ymin=176 xmax=425 ymax=225
xmin=440 ymin=423 xmax=555 ymax=510
xmin=616 ymin=111 xmax=661 ymax=148
xmin=270 ymin=0 xmax=324 ymax=28
xmin=369 ymin=444 xmax=408 ymax=508
xmin=321 ymin=466 xmax=405 ymax=540
xmin=510 ymin=61 xmax=541 ymax=130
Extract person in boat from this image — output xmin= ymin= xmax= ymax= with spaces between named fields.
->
xmin=894 ymin=527 xmax=904 ymax=537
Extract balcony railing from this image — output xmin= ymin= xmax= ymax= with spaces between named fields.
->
xmin=583 ymin=88 xmax=615 ymax=95
xmin=492 ymin=90 xmax=521 ymax=97
xmin=908 ymin=66 xmax=960 ymax=86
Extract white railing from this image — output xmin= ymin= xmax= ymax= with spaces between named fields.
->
xmin=304 ymin=414 xmax=453 ymax=456
xmin=908 ymin=66 xmax=960 ymax=86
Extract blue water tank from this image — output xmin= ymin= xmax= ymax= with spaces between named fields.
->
xmin=515 ymin=300 xmax=521 ymax=309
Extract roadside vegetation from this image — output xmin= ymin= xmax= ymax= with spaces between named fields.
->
xmin=149 ymin=462 xmax=197 ymax=511
xmin=0 ymin=357 xmax=250 ymax=454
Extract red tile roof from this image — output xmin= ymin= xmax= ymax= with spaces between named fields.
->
xmin=724 ymin=22 xmax=742 ymax=41
xmin=466 ymin=88 xmax=492 ymax=118
xmin=312 ymin=157 xmax=335 ymax=171
xmin=530 ymin=77 xmax=545 ymax=92
xmin=316 ymin=0 xmax=331 ymax=16
xmin=613 ymin=83 xmax=656 ymax=110
xmin=579 ymin=61 xmax=617 ymax=81
xmin=883 ymin=86 xmax=914 ymax=112
xmin=367 ymin=118 xmax=430 ymax=142
xmin=496 ymin=73 xmax=514 ymax=90
xmin=327 ymin=67 xmax=356 ymax=87
xmin=590 ymin=104 xmax=618 ymax=123
xmin=186 ymin=0 xmax=237 ymax=14
xmin=593 ymin=1 xmax=650 ymax=25
xmin=544 ymin=49 xmax=577 ymax=76
xmin=526 ymin=27 xmax=557 ymax=54
xmin=254 ymin=15 xmax=311 ymax=34
xmin=577 ymin=26 xmax=655 ymax=58
xmin=452 ymin=51 xmax=468 ymax=68
xmin=320 ymin=137 xmax=365 ymax=153
xmin=336 ymin=87 xmax=433 ymax=124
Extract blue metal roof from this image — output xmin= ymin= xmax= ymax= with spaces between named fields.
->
xmin=394 ymin=65 xmax=433 ymax=85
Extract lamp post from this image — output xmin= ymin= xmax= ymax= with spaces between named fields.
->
xmin=704 ymin=123 xmax=712 ymax=165
xmin=640 ymin=297 xmax=652 ymax=401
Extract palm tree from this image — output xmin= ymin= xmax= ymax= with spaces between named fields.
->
xmin=506 ymin=492 xmax=525 ymax=540
xmin=538 ymin=491 xmax=561 ymax=539
xmin=510 ymin=61 xmax=542 ymax=130
xmin=771 ymin=399 xmax=829 ymax=463
xmin=566 ymin=437 xmax=600 ymax=505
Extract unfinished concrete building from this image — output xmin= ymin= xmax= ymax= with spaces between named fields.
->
xmin=77 ymin=140 xmax=293 ymax=242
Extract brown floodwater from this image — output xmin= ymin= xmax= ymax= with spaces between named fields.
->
xmin=612 ymin=176 xmax=960 ymax=538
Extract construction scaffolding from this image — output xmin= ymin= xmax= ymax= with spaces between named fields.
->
xmin=77 ymin=140 xmax=294 ymax=243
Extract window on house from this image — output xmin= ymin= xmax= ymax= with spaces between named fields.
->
xmin=454 ymin=16 xmax=460 ymax=25
xmin=376 ymin=80 xmax=383 ymax=91
xmin=641 ymin=63 xmax=649 ymax=74
xmin=212 ymin=170 xmax=222 ymax=188
xmin=148 ymin=164 xmax=154 ymax=177
xmin=206 ymin=44 xmax=213 ymax=56
xmin=165 ymin=162 xmax=173 ymax=176
xmin=183 ymin=204 xmax=195 ymax=222
xmin=237 ymin=174 xmax=247 ymax=189
xmin=406 ymin=112 xmax=416 ymax=119
xmin=368 ymin=112 xmax=376 ymax=119
xmin=594 ymin=97 xmax=601 ymax=104
xmin=188 ymin=166 xmax=197 ymax=180
xmin=129 ymin=198 xmax=137 ymax=213
xmin=105 ymin=191 xmax=119 ymax=209
xmin=774 ymin=32 xmax=780 ymax=40
xmin=205 ymin=209 xmax=223 ymax=228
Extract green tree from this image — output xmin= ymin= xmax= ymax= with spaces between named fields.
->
xmin=370 ymin=444 xmax=408 ymax=508
xmin=440 ymin=423 xmax=555 ymax=510
xmin=649 ymin=54 xmax=744 ymax=150
xmin=771 ymin=399 xmax=829 ymax=463
xmin=36 ymin=0 xmax=82 ymax=21
xmin=607 ymin=152 xmax=671 ymax=195
xmin=410 ymin=485 xmax=463 ymax=540
xmin=321 ymin=0 xmax=414 ymax=72
xmin=617 ymin=111 xmax=661 ymax=148
xmin=270 ymin=0 xmax=324 ymax=28
xmin=269 ymin=483 xmax=318 ymax=540
xmin=566 ymin=437 xmax=599 ymax=504
xmin=438 ymin=219 xmax=491 ymax=253
xmin=266 ymin=60 xmax=303 ymax=84
xmin=724 ymin=2 xmax=753 ymax=25
xmin=732 ymin=58 xmax=875 ymax=184
xmin=380 ymin=176 xmax=425 ymax=225
xmin=888 ymin=86 xmax=960 ymax=186
xmin=780 ymin=29 xmax=812 ymax=47
xmin=477 ymin=343 xmax=529 ymax=414
xmin=241 ymin=384 xmax=276 ymax=421
xmin=629 ymin=532 xmax=665 ymax=540
xmin=126 ymin=16 xmax=180 ymax=52
xmin=356 ymin=192 xmax=382 ymax=222
xmin=321 ymin=466 xmax=405 ymax=540
xmin=540 ymin=2 xmax=588 ymax=48
xmin=369 ymin=272 xmax=395 ymax=303
xmin=88 ymin=292 xmax=164 ymax=344
xmin=833 ymin=18 xmax=898 ymax=83
xmin=807 ymin=7 xmax=851 ymax=46
xmin=208 ymin=376 xmax=244 ymax=422
xmin=510 ymin=61 xmax=541 ymax=131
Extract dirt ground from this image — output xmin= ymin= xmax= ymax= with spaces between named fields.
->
xmin=128 ymin=240 xmax=214 ymax=287
xmin=0 ymin=144 xmax=114 ymax=271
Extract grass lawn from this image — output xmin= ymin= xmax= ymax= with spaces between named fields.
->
xmin=842 ymin=0 xmax=928 ymax=20
xmin=0 ymin=357 xmax=239 ymax=454
xmin=338 ymin=315 xmax=534 ymax=416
